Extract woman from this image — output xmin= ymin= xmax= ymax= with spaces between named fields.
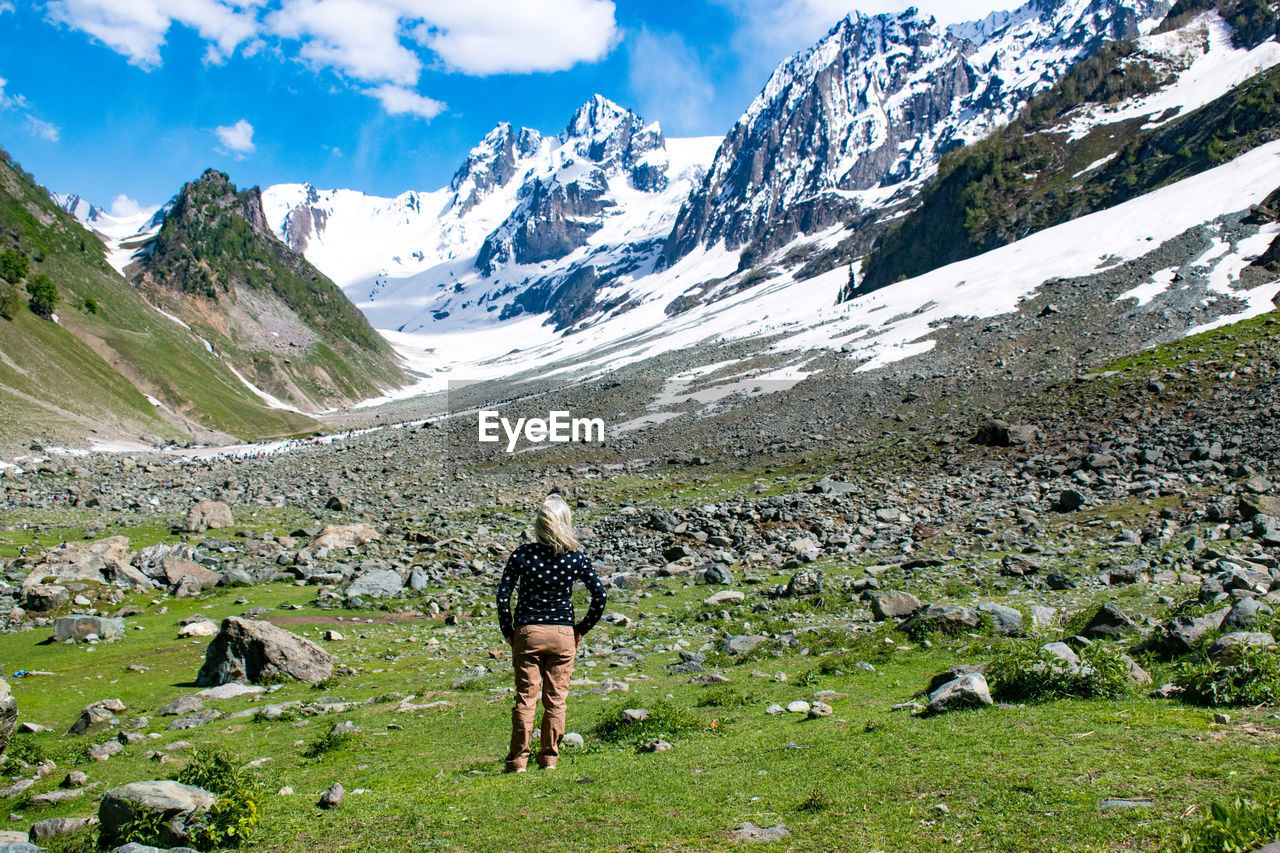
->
xmin=496 ymin=494 xmax=607 ymax=772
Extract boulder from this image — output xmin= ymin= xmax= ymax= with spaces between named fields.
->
xmin=1209 ymin=632 xmax=1277 ymax=664
xmin=21 ymin=584 xmax=69 ymax=612
xmin=924 ymin=663 xmax=990 ymax=695
xmin=195 ymin=617 xmax=338 ymax=686
xmin=68 ymin=699 xmax=125 ymax=736
xmin=1156 ymin=608 xmax=1229 ymax=655
xmin=784 ymin=570 xmax=823 ymax=597
xmin=924 ymin=673 xmax=993 ymax=715
xmin=182 ymin=502 xmax=233 ymax=533
xmin=1080 ymin=603 xmax=1135 ymax=639
xmin=344 ymin=569 xmax=404 ymax=600
xmin=29 ymin=817 xmax=96 ymax=843
xmin=703 ymin=564 xmax=734 ymax=585
xmin=1240 ymin=493 xmax=1280 ymax=520
xmin=306 ymin=525 xmax=378 ymax=552
xmin=972 ymin=420 xmax=1038 ymax=447
xmin=1001 ymin=554 xmax=1043 ymax=577
xmin=161 ymin=558 xmax=220 ymax=593
xmin=977 ymin=602 xmax=1024 ymax=636
xmin=869 ymin=591 xmax=922 ymax=621
xmin=0 ymin=680 xmax=16 ymax=755
xmin=98 ymin=781 xmax=216 ymax=848
xmin=721 ymin=635 xmax=767 ymax=655
xmin=704 ymin=590 xmax=744 ymax=607
xmin=1053 ymin=490 xmax=1086 ymax=512
xmin=177 ymin=620 xmax=217 ymax=639
xmin=53 ymin=615 xmax=125 ymax=642
xmin=898 ymin=604 xmax=980 ymax=635
xmin=1225 ymin=597 xmax=1272 ymax=630
xmin=21 ymin=537 xmax=154 ymax=592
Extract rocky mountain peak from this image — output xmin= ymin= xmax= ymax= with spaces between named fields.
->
xmin=450 ymin=122 xmax=545 ymax=215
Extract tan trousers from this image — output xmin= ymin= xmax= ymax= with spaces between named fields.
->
xmin=506 ymin=624 xmax=576 ymax=770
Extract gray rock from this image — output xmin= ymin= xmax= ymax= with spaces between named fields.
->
xmin=318 ymin=782 xmax=344 ymax=809
xmin=344 ymin=569 xmax=404 ymax=600
xmin=721 ymin=635 xmax=768 ymax=655
xmin=784 ymin=570 xmax=823 ymax=597
xmin=183 ymin=502 xmax=234 ymax=533
xmin=53 ymin=615 xmax=125 ymax=642
xmin=728 ymin=822 xmax=791 ymax=842
xmin=1053 ymin=490 xmax=1086 ymax=512
xmin=977 ymin=602 xmax=1023 ymax=636
xmin=88 ymin=741 xmax=124 ymax=761
xmin=1001 ymin=554 xmax=1043 ymax=576
xmin=0 ymin=843 xmax=46 ymax=853
xmin=165 ymin=710 xmax=222 ymax=731
xmin=1080 ymin=603 xmax=1135 ymax=639
xmin=869 ymin=591 xmax=921 ymax=621
xmin=899 ymin=604 xmax=980 ymax=635
xmin=1208 ymin=632 xmax=1276 ymax=664
xmin=99 ymin=781 xmax=215 ymax=848
xmin=110 ymin=844 xmax=201 ymax=853
xmin=1225 ymin=597 xmax=1272 ymax=630
xmin=925 ymin=672 xmax=993 ymax=715
xmin=1156 ymin=609 xmax=1226 ymax=655
xmin=195 ymin=617 xmax=338 ymax=686
xmin=67 ymin=699 xmax=125 ymax=736
xmin=562 ymin=732 xmax=584 ymax=749
xmin=29 ymin=817 xmax=96 ymax=843
xmin=703 ymin=564 xmax=734 ymax=585
xmin=22 ymin=585 xmax=69 ymax=612
xmin=0 ymin=680 xmax=16 ymax=756
xmin=408 ymin=568 xmax=428 ymax=591
xmin=640 ymin=739 xmax=672 ymax=753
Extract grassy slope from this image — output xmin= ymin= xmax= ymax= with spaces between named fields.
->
xmin=0 ymin=149 xmax=318 ymax=445
xmin=859 ymin=32 xmax=1280 ymax=293
xmin=138 ymin=171 xmax=404 ymax=409
xmin=6 ymin=306 xmax=1280 ymax=851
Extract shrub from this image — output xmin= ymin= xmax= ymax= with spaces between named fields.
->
xmin=0 ymin=249 xmax=27 ymax=284
xmin=1175 ymin=646 xmax=1280 ymax=706
xmin=174 ymin=747 xmax=263 ymax=849
xmin=1176 ymin=792 xmax=1280 ymax=853
xmin=591 ymin=700 xmax=704 ymax=746
xmin=0 ymin=286 xmax=21 ymax=320
xmin=696 ymin=686 xmax=759 ymax=708
xmin=82 ymin=297 xmax=98 ymax=314
xmin=986 ymin=641 xmax=1132 ymax=701
xmin=302 ymin=727 xmax=358 ymax=758
xmin=25 ymin=273 xmax=58 ymax=317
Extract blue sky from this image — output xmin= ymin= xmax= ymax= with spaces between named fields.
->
xmin=0 ymin=0 xmax=1020 ymax=214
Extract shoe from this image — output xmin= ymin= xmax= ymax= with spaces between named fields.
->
xmin=537 ymin=762 xmax=557 ymax=771
xmin=504 ymin=764 xmax=527 ymax=774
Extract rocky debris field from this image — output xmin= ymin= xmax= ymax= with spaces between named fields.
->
xmin=0 ymin=294 xmax=1278 ymax=849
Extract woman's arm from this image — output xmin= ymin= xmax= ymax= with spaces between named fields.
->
xmin=495 ymin=553 xmax=521 ymax=643
xmin=574 ymin=556 xmax=608 ymax=637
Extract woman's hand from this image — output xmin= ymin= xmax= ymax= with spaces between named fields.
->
xmin=574 ymin=631 xmax=582 ymax=649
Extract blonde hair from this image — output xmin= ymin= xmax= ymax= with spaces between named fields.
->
xmin=534 ymin=494 xmax=579 ymax=555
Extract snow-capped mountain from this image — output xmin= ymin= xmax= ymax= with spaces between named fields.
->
xmin=53 ymin=192 xmax=168 ymax=274
xmin=262 ymin=96 xmax=720 ymax=333
xmin=662 ymin=0 xmax=1172 ymax=266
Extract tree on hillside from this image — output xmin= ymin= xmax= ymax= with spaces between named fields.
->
xmin=0 ymin=287 xmax=21 ymax=320
xmin=26 ymin=274 xmax=58 ymax=318
xmin=0 ymin=249 xmax=28 ymax=285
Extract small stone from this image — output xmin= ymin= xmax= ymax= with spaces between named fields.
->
xmin=318 ymin=782 xmax=344 ymax=809
xmin=729 ymin=821 xmax=790 ymax=842
xmin=1214 ymin=713 xmax=1231 ymax=725
xmin=562 ymin=733 xmax=584 ymax=749
xmin=640 ymin=739 xmax=672 ymax=753
xmin=785 ymin=701 xmax=810 ymax=714
xmin=807 ymin=702 xmax=833 ymax=718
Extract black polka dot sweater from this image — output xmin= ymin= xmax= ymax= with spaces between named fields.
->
xmin=496 ymin=542 xmax=607 ymax=642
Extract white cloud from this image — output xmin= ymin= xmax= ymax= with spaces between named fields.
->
xmin=45 ymin=0 xmax=257 ymax=68
xmin=269 ymin=0 xmax=422 ymax=85
xmin=366 ymin=83 xmax=445 ymax=118
xmin=0 ymin=76 xmax=27 ymax=110
xmin=45 ymin=0 xmax=619 ymax=120
xmin=109 ymin=193 xmax=144 ymax=217
xmin=215 ymin=118 xmax=256 ymax=155
xmin=27 ymin=116 xmax=60 ymax=142
xmin=0 ymin=3 xmax=15 ymax=14
xmin=626 ymin=28 xmax=714 ymax=136
xmin=405 ymin=0 xmax=619 ymax=75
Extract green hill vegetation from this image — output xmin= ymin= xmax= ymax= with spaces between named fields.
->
xmin=0 ymin=149 xmax=323 ymax=447
xmin=856 ymin=22 xmax=1280 ymax=296
xmin=133 ymin=169 xmax=404 ymax=412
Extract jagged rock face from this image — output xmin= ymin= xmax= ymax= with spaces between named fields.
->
xmin=662 ymin=0 xmax=1170 ymax=266
xmin=451 ymin=123 xmax=544 ymax=215
xmin=476 ymin=95 xmax=669 ymax=274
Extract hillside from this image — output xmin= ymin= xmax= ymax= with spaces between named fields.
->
xmin=130 ymin=170 xmax=405 ymax=412
xmin=0 ymin=149 xmax=321 ymax=449
xmin=859 ymin=6 xmax=1280 ymax=293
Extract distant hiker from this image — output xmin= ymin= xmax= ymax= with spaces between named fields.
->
xmin=496 ymin=494 xmax=606 ymax=772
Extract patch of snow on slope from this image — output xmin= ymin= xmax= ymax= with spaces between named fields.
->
xmin=1065 ymin=13 xmax=1280 ymax=141
xmin=1118 ymin=267 xmax=1179 ymax=305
